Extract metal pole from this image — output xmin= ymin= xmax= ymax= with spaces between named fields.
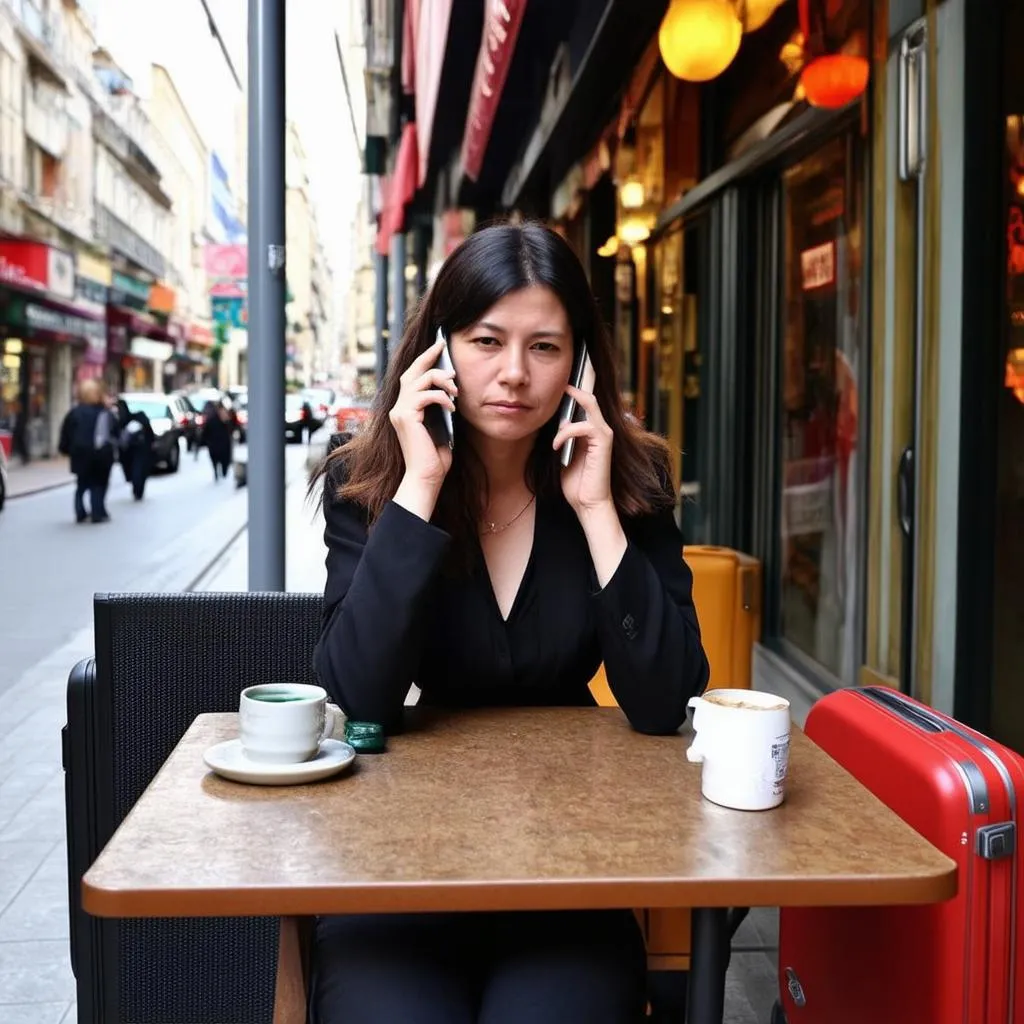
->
xmin=413 ymin=223 xmax=428 ymax=297
xmin=247 ymin=0 xmax=286 ymax=591
xmin=390 ymin=231 xmax=407 ymax=349
xmin=374 ymin=249 xmax=389 ymax=388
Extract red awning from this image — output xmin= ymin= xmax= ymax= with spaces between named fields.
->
xmin=375 ymin=123 xmax=420 ymax=256
xmin=415 ymin=0 xmax=453 ymax=187
xmin=460 ymin=0 xmax=527 ymax=182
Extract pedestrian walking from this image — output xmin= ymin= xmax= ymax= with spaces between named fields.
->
xmin=58 ymin=379 xmax=118 ymax=523
xmin=200 ymin=400 xmax=233 ymax=481
xmin=115 ymin=398 xmax=155 ymax=500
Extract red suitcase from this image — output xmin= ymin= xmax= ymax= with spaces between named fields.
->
xmin=775 ymin=686 xmax=1023 ymax=1024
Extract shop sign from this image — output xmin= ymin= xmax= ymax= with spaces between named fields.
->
xmin=75 ymin=275 xmax=108 ymax=311
xmin=7 ymin=298 xmax=104 ymax=340
xmin=47 ymin=248 xmax=74 ymax=300
xmin=211 ymin=295 xmax=247 ymax=329
xmin=110 ymin=270 xmax=151 ymax=310
xmin=0 ymin=240 xmax=74 ymax=298
xmin=77 ymin=251 xmax=113 ymax=287
xmin=204 ymin=243 xmax=247 ymax=279
xmin=188 ymin=323 xmax=215 ymax=346
xmin=148 ymin=282 xmax=177 ymax=315
xmin=800 ymin=241 xmax=835 ymax=291
xmin=129 ymin=336 xmax=174 ymax=362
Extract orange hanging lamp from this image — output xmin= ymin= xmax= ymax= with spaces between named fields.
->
xmin=658 ymin=0 xmax=743 ymax=82
xmin=797 ymin=0 xmax=869 ymax=109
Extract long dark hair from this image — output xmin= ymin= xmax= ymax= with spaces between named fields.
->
xmin=313 ymin=222 xmax=673 ymax=557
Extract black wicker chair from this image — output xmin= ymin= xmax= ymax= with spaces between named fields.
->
xmin=63 ymin=591 xmax=324 ymax=1024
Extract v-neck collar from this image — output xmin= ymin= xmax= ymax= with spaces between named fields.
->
xmin=476 ymin=498 xmax=541 ymax=625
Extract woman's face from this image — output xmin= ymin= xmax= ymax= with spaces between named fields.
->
xmin=448 ymin=286 xmax=574 ymax=446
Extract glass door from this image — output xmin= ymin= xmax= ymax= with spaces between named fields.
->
xmin=776 ymin=134 xmax=865 ymax=684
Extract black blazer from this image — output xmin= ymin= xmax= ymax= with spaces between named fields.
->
xmin=314 ymin=489 xmax=710 ymax=735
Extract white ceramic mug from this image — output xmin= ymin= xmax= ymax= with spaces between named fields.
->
xmin=686 ymin=688 xmax=791 ymax=811
xmin=238 ymin=683 xmax=336 ymax=764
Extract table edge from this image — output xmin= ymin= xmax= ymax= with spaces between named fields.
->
xmin=81 ymin=862 xmax=958 ymax=918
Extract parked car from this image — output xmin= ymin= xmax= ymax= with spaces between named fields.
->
xmin=332 ymin=396 xmax=373 ymax=435
xmin=171 ymin=390 xmax=202 ymax=451
xmin=284 ymin=392 xmax=314 ymax=443
xmin=0 ymin=441 xmax=7 ymax=511
xmin=120 ymin=392 xmax=186 ymax=472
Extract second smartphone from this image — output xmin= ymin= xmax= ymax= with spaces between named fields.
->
xmin=557 ymin=342 xmax=595 ymax=468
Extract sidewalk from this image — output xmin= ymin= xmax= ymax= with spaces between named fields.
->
xmin=5 ymin=457 xmax=72 ymax=499
xmin=194 ymin=449 xmax=328 ymax=594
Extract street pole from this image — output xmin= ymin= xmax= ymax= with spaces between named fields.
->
xmin=374 ymin=249 xmax=389 ymax=388
xmin=247 ymin=0 xmax=286 ymax=590
xmin=390 ymin=231 xmax=406 ymax=349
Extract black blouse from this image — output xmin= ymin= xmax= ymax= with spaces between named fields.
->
xmin=314 ymin=489 xmax=710 ymax=736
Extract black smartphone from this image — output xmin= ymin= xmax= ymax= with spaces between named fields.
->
xmin=424 ymin=326 xmax=455 ymax=450
xmin=557 ymin=342 xmax=595 ymax=468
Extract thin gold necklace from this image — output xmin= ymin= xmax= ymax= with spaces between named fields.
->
xmin=482 ymin=494 xmax=535 ymax=535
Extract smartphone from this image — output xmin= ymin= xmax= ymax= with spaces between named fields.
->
xmin=557 ymin=342 xmax=596 ymax=468
xmin=424 ymin=326 xmax=456 ymax=449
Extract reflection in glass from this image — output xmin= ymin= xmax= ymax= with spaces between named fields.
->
xmin=993 ymin=116 xmax=1024 ymax=751
xmin=779 ymin=136 xmax=862 ymax=681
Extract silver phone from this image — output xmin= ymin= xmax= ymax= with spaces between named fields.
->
xmin=558 ymin=343 xmax=596 ymax=468
xmin=427 ymin=326 xmax=455 ymax=449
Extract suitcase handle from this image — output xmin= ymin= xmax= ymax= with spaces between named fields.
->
xmin=862 ymin=686 xmax=943 ymax=734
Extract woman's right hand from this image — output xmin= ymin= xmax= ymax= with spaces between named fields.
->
xmin=389 ymin=339 xmax=457 ymax=491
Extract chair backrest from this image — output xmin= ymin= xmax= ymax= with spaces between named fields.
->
xmin=66 ymin=591 xmax=323 ymax=1024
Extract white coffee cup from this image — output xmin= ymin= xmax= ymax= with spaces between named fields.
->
xmin=686 ymin=688 xmax=791 ymax=811
xmin=238 ymin=683 xmax=336 ymax=764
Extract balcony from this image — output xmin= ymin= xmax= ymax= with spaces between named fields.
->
xmin=24 ymin=89 xmax=68 ymax=158
xmin=10 ymin=0 xmax=68 ymax=88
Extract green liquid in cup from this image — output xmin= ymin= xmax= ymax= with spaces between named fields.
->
xmin=249 ymin=691 xmax=309 ymax=703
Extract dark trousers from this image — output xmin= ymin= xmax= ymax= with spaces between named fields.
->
xmin=310 ymin=909 xmax=647 ymax=1024
xmin=208 ymin=448 xmax=231 ymax=479
xmin=75 ymin=468 xmax=109 ymax=521
xmin=129 ymin=450 xmax=150 ymax=499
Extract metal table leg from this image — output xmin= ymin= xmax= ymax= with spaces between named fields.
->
xmin=686 ymin=907 xmax=729 ymax=1024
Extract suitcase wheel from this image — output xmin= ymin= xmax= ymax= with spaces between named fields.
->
xmin=770 ymin=1000 xmax=788 ymax=1024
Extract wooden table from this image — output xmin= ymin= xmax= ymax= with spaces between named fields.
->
xmin=82 ymin=707 xmax=956 ymax=1023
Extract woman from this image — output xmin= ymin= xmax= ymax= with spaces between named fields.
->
xmin=58 ymin=379 xmax=117 ymax=523
xmin=200 ymin=399 xmax=233 ymax=481
xmin=310 ymin=222 xmax=709 ymax=1024
xmin=115 ymin=398 xmax=155 ymax=500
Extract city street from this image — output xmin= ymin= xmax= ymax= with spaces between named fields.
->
xmin=0 ymin=433 xmax=329 ymax=1023
xmin=0 ymin=438 xmax=320 ymax=697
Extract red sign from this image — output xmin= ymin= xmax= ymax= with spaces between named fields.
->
xmin=0 ymin=241 xmax=50 ymax=293
xmin=189 ymin=323 xmax=215 ymax=347
xmin=204 ymin=243 xmax=247 ymax=279
xmin=460 ymin=0 xmax=528 ymax=182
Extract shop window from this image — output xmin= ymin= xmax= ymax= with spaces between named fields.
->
xmin=993 ymin=114 xmax=1024 ymax=751
xmin=778 ymin=135 xmax=863 ymax=682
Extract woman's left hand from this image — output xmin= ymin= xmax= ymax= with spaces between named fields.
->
xmin=554 ymin=385 xmax=615 ymax=515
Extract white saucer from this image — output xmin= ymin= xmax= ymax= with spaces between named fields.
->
xmin=203 ymin=738 xmax=356 ymax=786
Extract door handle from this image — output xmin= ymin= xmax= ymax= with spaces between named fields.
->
xmin=897 ymin=446 xmax=914 ymax=538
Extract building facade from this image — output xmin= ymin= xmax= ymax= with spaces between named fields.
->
xmin=148 ymin=63 xmax=214 ymax=388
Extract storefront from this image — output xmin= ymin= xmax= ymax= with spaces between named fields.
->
xmin=592 ymin=0 xmax=871 ymax=701
xmin=105 ymin=272 xmax=178 ymax=394
xmin=0 ymin=241 xmax=107 ymax=460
